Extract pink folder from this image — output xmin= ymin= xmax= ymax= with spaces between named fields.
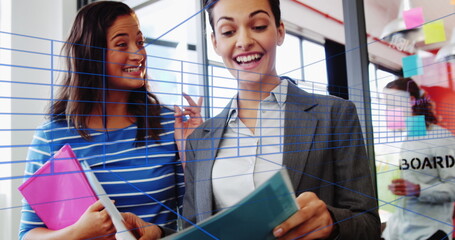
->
xmin=18 ymin=144 xmax=97 ymax=230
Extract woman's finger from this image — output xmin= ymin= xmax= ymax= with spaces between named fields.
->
xmin=182 ymin=92 xmax=197 ymax=106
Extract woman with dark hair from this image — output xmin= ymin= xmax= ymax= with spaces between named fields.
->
xmin=19 ymin=1 xmax=201 ymax=240
xmin=382 ymin=78 xmax=455 ymax=240
xmin=181 ymin=0 xmax=380 ymax=239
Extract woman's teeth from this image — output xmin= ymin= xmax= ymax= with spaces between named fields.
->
xmin=235 ymin=54 xmax=261 ymax=64
xmin=124 ymin=67 xmax=140 ymax=72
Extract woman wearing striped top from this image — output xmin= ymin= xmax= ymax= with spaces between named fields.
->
xmin=19 ymin=2 xmax=202 ymax=240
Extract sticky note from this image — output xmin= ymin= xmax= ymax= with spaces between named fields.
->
xmin=403 ymin=8 xmax=424 ymax=29
xmin=405 ymin=115 xmax=427 ymax=137
xmin=402 ymin=55 xmax=423 ymax=77
xmin=452 ymin=0 xmax=455 ymax=5
xmin=386 ymin=108 xmax=406 ymax=130
xmin=423 ymin=20 xmax=446 ymax=44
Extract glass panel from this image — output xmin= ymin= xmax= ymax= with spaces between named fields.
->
xmin=364 ymin=1 xmax=455 ymax=239
xmin=301 ymin=40 xmax=328 ymax=94
xmin=208 ymin=64 xmax=237 ymax=116
xmin=134 ymin=0 xmax=203 ymax=106
xmin=276 ymin=33 xmax=302 ymax=80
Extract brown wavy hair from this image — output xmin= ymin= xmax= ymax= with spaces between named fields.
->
xmin=385 ymin=77 xmax=438 ymax=127
xmin=50 ymin=1 xmax=162 ymax=145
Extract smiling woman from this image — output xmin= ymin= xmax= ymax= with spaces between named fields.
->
xmin=18 ymin=1 xmax=203 ymax=240
xmin=105 ymin=14 xmax=146 ymax=92
xmin=181 ymin=0 xmax=381 ymax=239
xmin=209 ymin=0 xmax=284 ymax=89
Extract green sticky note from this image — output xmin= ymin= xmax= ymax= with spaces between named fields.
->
xmin=405 ymin=115 xmax=427 ymax=137
xmin=423 ymin=20 xmax=446 ymax=44
xmin=402 ymin=55 xmax=423 ymax=77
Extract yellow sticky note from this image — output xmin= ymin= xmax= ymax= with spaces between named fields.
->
xmin=452 ymin=0 xmax=455 ymax=5
xmin=423 ymin=20 xmax=446 ymax=44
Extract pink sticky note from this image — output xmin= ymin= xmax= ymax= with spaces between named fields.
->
xmin=403 ymin=8 xmax=424 ymax=29
xmin=386 ymin=108 xmax=406 ymax=130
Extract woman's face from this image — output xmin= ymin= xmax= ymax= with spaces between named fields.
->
xmin=105 ymin=14 xmax=146 ymax=90
xmin=210 ymin=0 xmax=285 ymax=84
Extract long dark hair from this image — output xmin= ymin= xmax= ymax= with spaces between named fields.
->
xmin=50 ymin=1 xmax=162 ymax=145
xmin=385 ymin=77 xmax=437 ymax=127
xmin=204 ymin=0 xmax=281 ymax=31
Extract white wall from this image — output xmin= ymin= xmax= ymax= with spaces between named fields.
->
xmin=0 ymin=1 xmax=76 ymax=239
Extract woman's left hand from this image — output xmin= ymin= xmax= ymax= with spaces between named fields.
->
xmin=273 ymin=192 xmax=335 ymax=240
xmin=174 ymin=93 xmax=203 ymax=163
xmin=388 ymin=178 xmax=420 ymax=196
xmin=120 ymin=212 xmax=162 ymax=240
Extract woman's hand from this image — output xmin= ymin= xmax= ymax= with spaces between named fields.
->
xmin=273 ymin=192 xmax=335 ymax=240
xmin=174 ymin=93 xmax=203 ymax=164
xmin=388 ymin=178 xmax=420 ymax=196
xmin=121 ymin=212 xmax=162 ymax=240
xmin=71 ymin=200 xmax=116 ymax=240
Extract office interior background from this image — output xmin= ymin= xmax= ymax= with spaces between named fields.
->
xmin=1 ymin=0 xmax=454 ymax=239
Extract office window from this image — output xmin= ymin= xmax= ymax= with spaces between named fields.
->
xmin=125 ymin=0 xmax=204 ymax=106
xmin=276 ymin=34 xmax=302 ymax=80
xmin=301 ymin=40 xmax=328 ymax=94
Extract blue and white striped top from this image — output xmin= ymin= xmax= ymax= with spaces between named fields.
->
xmin=19 ymin=106 xmax=184 ymax=240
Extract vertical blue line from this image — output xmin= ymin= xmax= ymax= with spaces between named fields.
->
xmin=259 ymin=74 xmax=263 ymax=157
xmin=145 ymin=70 xmax=149 ymax=165
xmin=236 ymin=70 xmax=240 ymax=157
xmin=210 ymin=65 xmax=213 ymax=118
xmin=50 ymin=40 xmax=55 ymax=174
xmin=103 ymin=48 xmax=107 ymax=169
xmin=180 ymin=60 xmax=184 ymax=159
xmin=280 ymin=77 xmax=283 ymax=160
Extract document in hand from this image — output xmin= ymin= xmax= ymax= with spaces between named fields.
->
xmin=18 ymin=144 xmax=97 ymax=230
xmin=166 ymin=169 xmax=299 ymax=240
xmin=18 ymin=144 xmax=136 ymax=240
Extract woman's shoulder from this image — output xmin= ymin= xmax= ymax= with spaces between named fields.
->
xmin=428 ymin=124 xmax=455 ymax=137
xmin=160 ymin=105 xmax=175 ymax=115
xmin=36 ymin=119 xmax=72 ymax=132
xmin=159 ymin=105 xmax=176 ymax=123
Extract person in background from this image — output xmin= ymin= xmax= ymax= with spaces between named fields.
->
xmin=19 ymin=2 xmax=202 ymax=240
xmin=181 ymin=0 xmax=380 ymax=239
xmin=382 ymin=77 xmax=455 ymax=240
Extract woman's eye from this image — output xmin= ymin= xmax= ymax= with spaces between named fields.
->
xmin=253 ymin=25 xmax=267 ymax=31
xmin=138 ymin=40 xmax=145 ymax=46
xmin=116 ymin=43 xmax=127 ymax=47
xmin=221 ymin=30 xmax=234 ymax=37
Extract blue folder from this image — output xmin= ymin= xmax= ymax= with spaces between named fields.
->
xmin=166 ymin=169 xmax=298 ymax=240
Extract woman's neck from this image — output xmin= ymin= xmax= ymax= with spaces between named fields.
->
xmin=237 ymin=75 xmax=281 ymax=109
xmin=87 ymin=90 xmax=135 ymax=131
xmin=236 ymin=75 xmax=281 ymax=133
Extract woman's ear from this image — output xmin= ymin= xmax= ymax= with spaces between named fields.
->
xmin=277 ymin=21 xmax=285 ymax=46
xmin=410 ymin=96 xmax=416 ymax=106
xmin=211 ymin=32 xmax=220 ymax=55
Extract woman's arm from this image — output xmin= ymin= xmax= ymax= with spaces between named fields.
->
xmin=24 ymin=201 xmax=116 ymax=240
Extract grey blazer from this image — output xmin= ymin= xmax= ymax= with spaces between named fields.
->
xmin=182 ymin=81 xmax=381 ymax=239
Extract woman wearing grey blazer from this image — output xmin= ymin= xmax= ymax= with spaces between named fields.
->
xmin=182 ymin=0 xmax=381 ymax=239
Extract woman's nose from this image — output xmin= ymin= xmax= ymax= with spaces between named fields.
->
xmin=235 ymin=29 xmax=254 ymax=50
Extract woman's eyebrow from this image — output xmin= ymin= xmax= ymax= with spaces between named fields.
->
xmin=216 ymin=9 xmax=270 ymax=25
xmin=249 ymin=10 xmax=270 ymax=18
xmin=111 ymin=33 xmax=128 ymax=41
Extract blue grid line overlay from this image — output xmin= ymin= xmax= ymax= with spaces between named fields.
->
xmin=1 ymin=2 xmax=455 ymax=240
